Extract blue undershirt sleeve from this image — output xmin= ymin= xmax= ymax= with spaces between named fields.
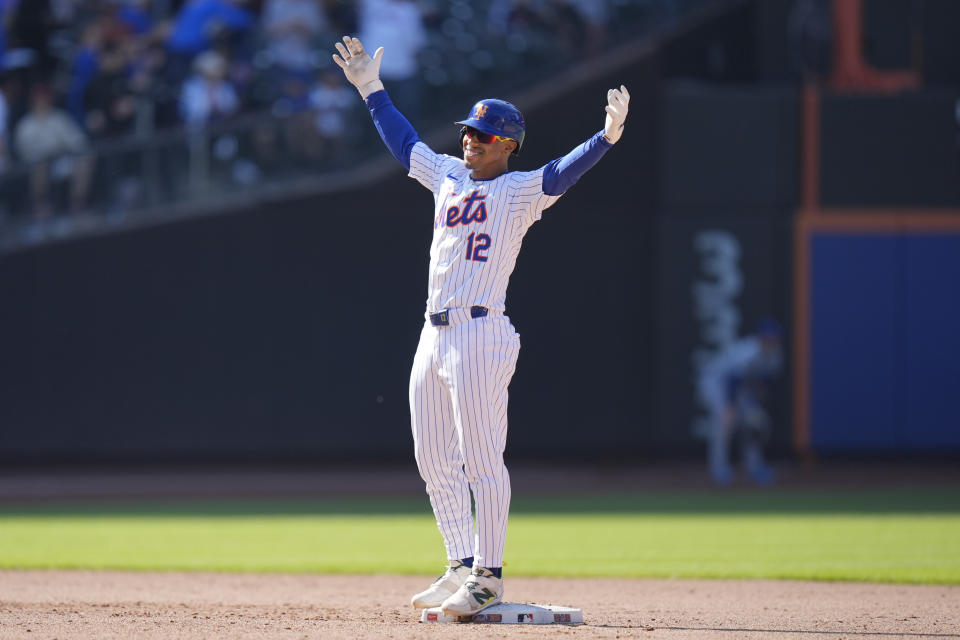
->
xmin=364 ymin=89 xmax=420 ymax=171
xmin=541 ymin=130 xmax=613 ymax=196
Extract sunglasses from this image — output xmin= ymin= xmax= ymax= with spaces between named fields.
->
xmin=461 ymin=126 xmax=514 ymax=145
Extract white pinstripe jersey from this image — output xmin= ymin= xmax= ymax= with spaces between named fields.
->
xmin=408 ymin=141 xmax=562 ymax=313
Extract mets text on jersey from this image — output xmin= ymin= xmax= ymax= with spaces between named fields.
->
xmin=436 ymin=190 xmax=488 ymax=228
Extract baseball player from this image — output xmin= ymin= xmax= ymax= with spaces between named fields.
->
xmin=332 ymin=35 xmax=629 ymax=616
xmin=697 ymin=318 xmax=783 ymax=485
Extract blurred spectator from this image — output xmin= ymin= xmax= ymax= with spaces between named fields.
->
xmin=546 ymin=1 xmax=588 ymax=56
xmin=70 ymin=13 xmax=141 ymax=138
xmin=68 ymin=4 xmax=174 ymax=135
xmin=117 ymin=0 xmax=156 ymax=36
xmin=320 ymin=0 xmax=357 ymax=36
xmin=566 ymin=0 xmax=609 ymax=55
xmin=66 ymin=20 xmax=104 ymax=129
xmin=308 ymin=65 xmax=354 ymax=156
xmin=179 ymin=49 xmax=239 ymax=126
xmin=357 ymin=0 xmax=425 ymax=119
xmin=13 ymin=84 xmax=93 ymax=218
xmin=488 ymin=0 xmax=528 ymax=32
xmin=262 ymin=0 xmax=326 ymax=78
xmin=83 ymin=40 xmax=138 ymax=139
xmin=7 ymin=0 xmax=56 ymax=78
xmin=50 ymin=0 xmax=85 ymax=23
xmin=0 ymin=0 xmax=18 ymax=67
xmin=271 ymin=71 xmax=313 ymax=163
xmin=166 ymin=0 xmax=254 ymax=84
xmin=489 ymin=0 xmax=583 ymax=61
xmin=167 ymin=0 xmax=254 ymax=55
xmin=504 ymin=0 xmax=550 ymax=31
xmin=0 ymin=65 xmax=25 ymax=129
xmin=697 ymin=317 xmax=783 ymax=486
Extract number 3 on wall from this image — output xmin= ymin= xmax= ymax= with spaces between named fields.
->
xmin=465 ymin=233 xmax=491 ymax=262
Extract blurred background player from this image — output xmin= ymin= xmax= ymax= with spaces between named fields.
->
xmin=698 ymin=317 xmax=783 ymax=486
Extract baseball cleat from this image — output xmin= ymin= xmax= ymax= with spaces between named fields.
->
xmin=411 ymin=560 xmax=472 ymax=609
xmin=439 ymin=566 xmax=503 ymax=616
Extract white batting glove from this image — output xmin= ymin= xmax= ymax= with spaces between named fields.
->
xmin=332 ymin=36 xmax=385 ymax=99
xmin=603 ymin=85 xmax=630 ymax=144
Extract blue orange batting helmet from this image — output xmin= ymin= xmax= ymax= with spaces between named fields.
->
xmin=455 ymin=99 xmax=525 ymax=155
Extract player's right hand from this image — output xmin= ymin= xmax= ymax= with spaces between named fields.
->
xmin=332 ymin=36 xmax=385 ymax=99
xmin=603 ymin=85 xmax=630 ymax=144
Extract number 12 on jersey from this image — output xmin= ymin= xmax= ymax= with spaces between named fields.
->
xmin=465 ymin=232 xmax=491 ymax=262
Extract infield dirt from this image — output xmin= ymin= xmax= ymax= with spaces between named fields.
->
xmin=1 ymin=570 xmax=958 ymax=639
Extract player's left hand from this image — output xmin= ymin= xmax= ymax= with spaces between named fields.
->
xmin=603 ymin=85 xmax=630 ymax=144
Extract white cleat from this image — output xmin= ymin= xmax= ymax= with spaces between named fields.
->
xmin=440 ymin=566 xmax=503 ymax=616
xmin=411 ymin=560 xmax=472 ymax=609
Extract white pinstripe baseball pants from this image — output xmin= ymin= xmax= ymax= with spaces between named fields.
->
xmin=409 ymin=312 xmax=520 ymax=568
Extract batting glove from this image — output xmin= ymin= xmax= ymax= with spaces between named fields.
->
xmin=603 ymin=85 xmax=630 ymax=144
xmin=332 ymin=36 xmax=385 ymax=99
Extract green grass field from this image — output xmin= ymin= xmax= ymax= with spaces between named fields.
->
xmin=1 ymin=489 xmax=958 ymax=584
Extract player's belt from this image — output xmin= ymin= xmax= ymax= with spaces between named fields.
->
xmin=429 ymin=306 xmax=488 ymax=327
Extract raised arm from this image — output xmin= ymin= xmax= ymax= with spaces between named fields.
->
xmin=332 ymin=35 xmax=420 ymax=169
xmin=542 ymin=85 xmax=630 ymax=196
